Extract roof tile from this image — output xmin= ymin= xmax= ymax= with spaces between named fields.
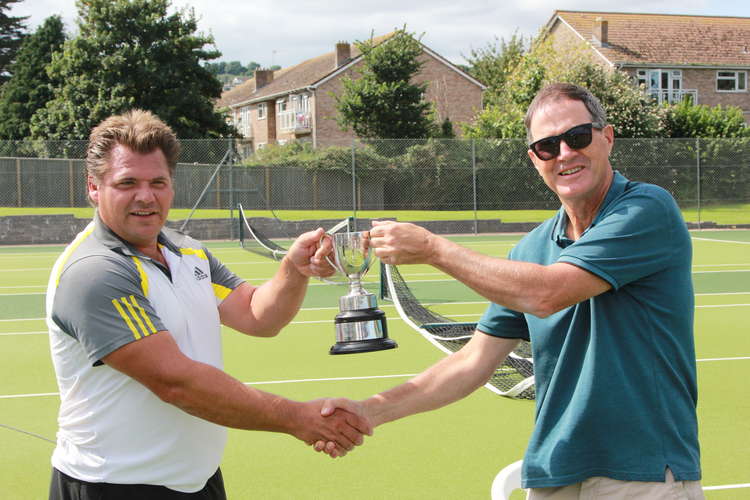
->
xmin=553 ymin=11 xmax=750 ymax=67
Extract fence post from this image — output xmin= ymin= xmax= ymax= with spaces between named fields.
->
xmin=472 ymin=139 xmax=478 ymax=235
xmin=15 ymin=158 xmax=21 ymax=207
xmin=68 ymin=160 xmax=75 ymax=207
xmin=228 ymin=139 xmax=235 ymax=240
xmin=696 ymin=138 xmax=701 ymax=230
xmin=351 ymin=142 xmax=357 ymax=228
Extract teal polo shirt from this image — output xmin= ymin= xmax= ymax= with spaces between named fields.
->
xmin=478 ymin=171 xmax=700 ymax=488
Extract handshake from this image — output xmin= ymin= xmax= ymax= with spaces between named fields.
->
xmin=292 ymin=398 xmax=374 ymax=459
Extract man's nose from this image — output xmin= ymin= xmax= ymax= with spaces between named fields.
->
xmin=557 ymin=139 xmax=576 ymax=159
xmin=134 ymin=183 xmax=157 ymax=202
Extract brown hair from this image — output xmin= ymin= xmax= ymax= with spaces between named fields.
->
xmin=524 ymin=83 xmax=608 ymax=142
xmin=86 ymin=109 xmax=180 ymax=182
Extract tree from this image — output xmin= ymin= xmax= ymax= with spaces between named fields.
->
xmin=225 ymin=60 xmax=244 ymax=75
xmin=245 ymin=61 xmax=260 ymax=75
xmin=334 ymin=29 xmax=434 ymax=140
xmin=0 ymin=0 xmax=27 ymax=83
xmin=465 ymin=31 xmax=528 ymax=106
xmin=0 ymin=16 xmax=66 ymax=139
xmin=31 ymin=0 xmax=232 ymax=139
xmin=463 ymin=36 xmax=663 ymax=139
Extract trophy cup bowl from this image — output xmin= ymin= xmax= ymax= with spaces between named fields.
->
xmin=325 ymin=231 xmax=397 ymax=355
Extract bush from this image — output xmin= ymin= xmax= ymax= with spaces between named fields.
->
xmin=661 ymin=100 xmax=750 ymax=138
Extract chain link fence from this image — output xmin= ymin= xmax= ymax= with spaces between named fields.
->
xmin=1 ymin=137 xmax=749 ymax=231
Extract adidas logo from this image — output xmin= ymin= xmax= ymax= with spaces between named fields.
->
xmin=194 ymin=267 xmax=208 ymax=281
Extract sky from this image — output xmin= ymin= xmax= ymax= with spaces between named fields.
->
xmin=9 ymin=0 xmax=750 ymax=69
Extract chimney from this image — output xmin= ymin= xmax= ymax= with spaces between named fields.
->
xmin=335 ymin=41 xmax=351 ymax=68
xmin=254 ymin=69 xmax=274 ymax=89
xmin=593 ymin=17 xmax=608 ymax=47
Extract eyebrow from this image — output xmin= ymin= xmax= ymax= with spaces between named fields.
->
xmin=115 ymin=175 xmax=171 ymax=182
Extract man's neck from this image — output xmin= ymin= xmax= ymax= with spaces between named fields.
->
xmin=133 ymin=243 xmax=167 ymax=265
xmin=562 ymin=171 xmax=614 ymax=240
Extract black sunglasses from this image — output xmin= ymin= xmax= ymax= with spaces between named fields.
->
xmin=529 ymin=122 xmax=604 ymax=161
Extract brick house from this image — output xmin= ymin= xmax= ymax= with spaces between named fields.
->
xmin=216 ymin=34 xmax=485 ymax=153
xmin=544 ymin=11 xmax=750 ymax=121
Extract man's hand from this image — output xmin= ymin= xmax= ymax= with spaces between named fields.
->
xmin=290 ymin=399 xmax=372 ymax=458
xmin=287 ymin=228 xmax=336 ymax=278
xmin=313 ymin=398 xmax=373 ymax=457
xmin=369 ymin=220 xmax=437 ymax=265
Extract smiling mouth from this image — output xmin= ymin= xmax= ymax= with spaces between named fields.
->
xmin=131 ymin=210 xmax=158 ymax=217
xmin=559 ymin=167 xmax=583 ymax=176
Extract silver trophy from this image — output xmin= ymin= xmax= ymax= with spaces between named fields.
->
xmin=325 ymin=231 xmax=397 ymax=355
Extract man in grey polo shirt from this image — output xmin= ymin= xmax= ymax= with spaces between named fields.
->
xmin=46 ymin=109 xmax=370 ymax=500
xmin=318 ymin=84 xmax=703 ymax=499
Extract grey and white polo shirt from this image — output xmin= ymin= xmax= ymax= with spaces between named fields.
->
xmin=46 ymin=214 xmax=244 ymax=492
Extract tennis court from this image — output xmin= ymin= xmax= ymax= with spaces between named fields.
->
xmin=1 ymin=230 xmax=748 ymax=499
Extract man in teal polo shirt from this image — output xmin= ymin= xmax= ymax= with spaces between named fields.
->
xmin=318 ymin=83 xmax=703 ymax=498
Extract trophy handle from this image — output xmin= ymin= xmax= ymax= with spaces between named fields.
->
xmin=319 ymin=233 xmax=341 ymax=272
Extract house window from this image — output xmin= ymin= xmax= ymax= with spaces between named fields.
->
xmin=717 ymin=71 xmax=747 ymax=92
xmin=257 ymin=103 xmax=267 ymax=120
xmin=277 ymin=98 xmax=288 ymax=114
xmin=293 ymin=94 xmax=310 ymax=113
xmin=636 ymin=69 xmax=685 ymax=104
xmin=239 ymin=105 xmax=251 ymax=137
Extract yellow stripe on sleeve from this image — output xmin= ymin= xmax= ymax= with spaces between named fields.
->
xmin=112 ymin=298 xmax=142 ymax=340
xmin=121 ymin=296 xmax=151 ymax=338
xmin=212 ymin=283 xmax=232 ymax=301
xmin=128 ymin=295 xmax=157 ymax=335
xmin=180 ymin=248 xmax=207 ymax=260
xmin=131 ymin=257 xmax=149 ymax=297
xmin=55 ymin=223 xmax=96 ymax=287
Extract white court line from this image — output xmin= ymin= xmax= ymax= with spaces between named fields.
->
xmin=692 ymin=237 xmax=750 ymax=245
xmin=4 ymin=268 xmax=750 ymax=294
xmin=242 ymin=373 xmax=417 ymax=386
xmin=0 ymin=373 xmax=418 ymax=399
xmin=696 ymin=304 xmax=750 ymax=308
xmin=693 ymin=263 xmax=750 ymax=268
xmin=0 ymin=331 xmax=47 ymax=336
xmin=693 ymin=270 xmax=750 ymax=274
xmin=703 ymin=483 xmax=750 ymax=491
xmin=1 ymin=298 xmax=748 ymax=324
xmin=697 ymin=357 xmax=750 ymax=362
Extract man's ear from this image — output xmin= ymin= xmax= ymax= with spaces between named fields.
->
xmin=87 ymin=175 xmax=99 ymax=205
xmin=603 ymin=124 xmax=615 ymax=153
xmin=527 ymin=149 xmax=544 ymax=175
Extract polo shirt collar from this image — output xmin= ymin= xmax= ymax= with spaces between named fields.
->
xmin=552 ymin=170 xmax=628 ymax=247
xmin=92 ymin=211 xmax=181 ymax=257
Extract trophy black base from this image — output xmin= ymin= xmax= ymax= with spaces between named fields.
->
xmin=330 ymin=337 xmax=398 ymax=355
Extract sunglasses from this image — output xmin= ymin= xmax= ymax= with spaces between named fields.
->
xmin=529 ymin=122 xmax=604 ymax=161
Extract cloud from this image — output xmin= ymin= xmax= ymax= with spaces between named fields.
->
xmin=9 ymin=0 xmax=744 ymax=69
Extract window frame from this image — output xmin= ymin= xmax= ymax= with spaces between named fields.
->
xmin=276 ymin=98 xmax=288 ymax=114
xmin=257 ymin=102 xmax=267 ymax=120
xmin=239 ymin=105 xmax=251 ymax=137
xmin=716 ymin=71 xmax=747 ymax=93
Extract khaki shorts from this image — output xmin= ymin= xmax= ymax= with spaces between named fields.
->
xmin=527 ymin=468 xmax=704 ymax=500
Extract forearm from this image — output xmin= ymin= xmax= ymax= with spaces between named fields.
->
xmin=362 ymin=336 xmax=509 ymax=426
xmin=157 ymin=359 xmax=302 ymax=433
xmin=428 ymin=236 xmax=576 ymax=317
xmin=247 ymin=255 xmax=309 ymax=334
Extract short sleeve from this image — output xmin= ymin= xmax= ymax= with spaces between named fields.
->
xmin=51 ymin=255 xmax=166 ymax=362
xmin=558 ymin=186 xmax=683 ymax=290
xmin=477 ymin=302 xmax=530 ymax=340
xmin=205 ymin=247 xmax=245 ymax=303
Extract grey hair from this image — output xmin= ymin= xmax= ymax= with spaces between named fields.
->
xmin=524 ymin=83 xmax=608 ymax=142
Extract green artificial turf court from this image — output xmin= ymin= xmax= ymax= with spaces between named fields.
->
xmin=0 ymin=230 xmax=748 ymax=499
